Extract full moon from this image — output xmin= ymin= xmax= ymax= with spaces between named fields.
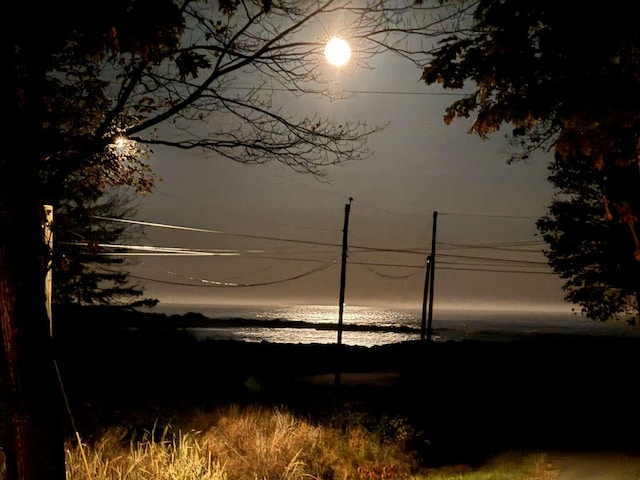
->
xmin=324 ymin=37 xmax=351 ymax=66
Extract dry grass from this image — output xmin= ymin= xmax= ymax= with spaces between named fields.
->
xmin=194 ymin=404 xmax=416 ymax=480
xmin=65 ymin=423 xmax=226 ymax=480
xmin=50 ymin=404 xmax=557 ymax=480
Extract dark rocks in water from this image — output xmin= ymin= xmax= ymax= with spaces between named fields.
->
xmin=52 ymin=304 xmax=422 ymax=333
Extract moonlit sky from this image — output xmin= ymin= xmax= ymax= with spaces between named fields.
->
xmin=126 ymin=46 xmax=571 ymax=314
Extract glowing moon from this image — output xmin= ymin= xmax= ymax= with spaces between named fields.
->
xmin=324 ymin=37 xmax=351 ymax=66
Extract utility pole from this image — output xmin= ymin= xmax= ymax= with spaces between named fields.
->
xmin=335 ymin=197 xmax=352 ymax=386
xmin=337 ymin=197 xmax=352 ymax=347
xmin=426 ymin=211 xmax=438 ymax=342
xmin=420 ymin=255 xmax=432 ymax=341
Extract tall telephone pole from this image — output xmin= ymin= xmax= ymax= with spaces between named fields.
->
xmin=335 ymin=197 xmax=352 ymax=387
xmin=426 ymin=211 xmax=438 ymax=342
xmin=420 ymin=255 xmax=432 ymax=341
xmin=337 ymin=197 xmax=353 ymax=347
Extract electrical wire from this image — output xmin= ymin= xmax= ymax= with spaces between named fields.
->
xmin=88 ymin=216 xmax=555 ymax=284
xmin=127 ymin=260 xmax=338 ymax=287
xmin=439 ymin=211 xmax=539 ymax=219
xmin=348 ymin=251 xmax=424 ymax=279
xmin=229 ymin=85 xmax=469 ymax=96
xmin=437 ymin=252 xmax=548 ymax=265
xmin=436 ymin=265 xmax=555 ymax=275
xmin=61 ymin=241 xmax=260 ymax=256
xmin=92 ymin=215 xmax=343 ymax=248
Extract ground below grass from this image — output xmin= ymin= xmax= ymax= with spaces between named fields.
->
xmin=53 ymin=306 xmax=640 ymax=468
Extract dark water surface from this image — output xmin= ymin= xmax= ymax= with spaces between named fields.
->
xmin=146 ymin=302 xmax=640 ymax=346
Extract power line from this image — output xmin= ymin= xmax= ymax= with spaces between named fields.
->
xmin=93 ymin=216 xmax=344 ymax=249
xmin=89 ymin=216 xmax=549 ymax=265
xmin=61 ymin=241 xmax=260 ymax=256
xmin=69 ymin=238 xmax=546 ymax=266
xmin=438 ymin=240 xmax=545 ymax=253
xmin=437 ymin=265 xmax=555 ymax=275
xmin=229 ymin=86 xmax=469 ymax=96
xmin=440 ymin=211 xmax=539 ymax=219
xmin=85 ymin=241 xmax=550 ymax=272
xmin=347 ymin=255 xmax=551 ymax=276
xmin=89 ymin=216 xmax=555 ymax=286
xmin=127 ymin=255 xmax=552 ymax=288
xmin=95 ymin=215 xmax=544 ymax=252
xmin=437 ymin=252 xmax=548 ymax=265
xmin=126 ymin=260 xmax=337 ymax=288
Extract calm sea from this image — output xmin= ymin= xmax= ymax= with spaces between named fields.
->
xmin=148 ymin=303 xmax=640 ymax=347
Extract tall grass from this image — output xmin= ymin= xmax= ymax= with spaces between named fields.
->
xmin=2 ymin=404 xmax=556 ymax=480
xmin=64 ymin=404 xmax=417 ymax=480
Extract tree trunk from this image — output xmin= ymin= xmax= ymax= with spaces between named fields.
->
xmin=1 ymin=21 xmax=68 ymax=479
xmin=0 ymin=196 xmax=67 ymax=480
xmin=636 ymin=286 xmax=640 ymax=326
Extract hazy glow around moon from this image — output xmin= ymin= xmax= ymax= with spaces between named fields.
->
xmin=324 ymin=37 xmax=351 ymax=66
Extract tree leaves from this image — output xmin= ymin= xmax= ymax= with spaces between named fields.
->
xmin=422 ymin=0 xmax=640 ymax=320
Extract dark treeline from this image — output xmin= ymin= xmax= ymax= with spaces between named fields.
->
xmin=54 ymin=304 xmax=423 ymax=333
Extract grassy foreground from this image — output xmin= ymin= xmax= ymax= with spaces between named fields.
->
xmin=1 ymin=402 xmax=558 ymax=479
xmin=5 ymin=306 xmax=639 ymax=478
xmin=60 ymin=404 xmax=557 ymax=480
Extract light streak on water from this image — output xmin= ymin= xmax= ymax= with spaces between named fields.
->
xmin=149 ymin=303 xmax=640 ymax=348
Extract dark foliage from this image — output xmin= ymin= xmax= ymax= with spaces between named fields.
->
xmin=421 ymin=0 xmax=640 ymax=319
xmin=537 ymin=155 xmax=640 ymax=322
xmin=52 ymin=191 xmax=158 ymax=308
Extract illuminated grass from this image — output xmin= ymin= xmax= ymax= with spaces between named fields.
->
xmin=3 ymin=406 xmax=557 ymax=479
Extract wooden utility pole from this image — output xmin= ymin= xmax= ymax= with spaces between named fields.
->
xmin=335 ymin=197 xmax=352 ymax=386
xmin=420 ymin=255 xmax=432 ymax=341
xmin=337 ymin=197 xmax=352 ymax=347
xmin=426 ymin=211 xmax=438 ymax=342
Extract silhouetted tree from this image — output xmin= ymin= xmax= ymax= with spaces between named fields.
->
xmin=52 ymin=190 xmax=158 ymax=309
xmin=420 ymin=0 xmax=640 ymax=320
xmin=537 ymin=156 xmax=640 ymax=322
xmin=2 ymin=1 xmax=454 ymax=478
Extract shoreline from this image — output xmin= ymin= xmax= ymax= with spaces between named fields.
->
xmin=53 ymin=303 xmax=640 ymax=343
xmin=53 ymin=305 xmax=640 ymax=464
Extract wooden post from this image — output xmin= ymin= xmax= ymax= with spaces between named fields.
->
xmin=335 ymin=197 xmax=352 ymax=386
xmin=426 ymin=211 xmax=438 ymax=342
xmin=420 ymin=255 xmax=432 ymax=341
xmin=43 ymin=204 xmax=53 ymax=336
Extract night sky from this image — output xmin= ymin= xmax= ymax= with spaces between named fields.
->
xmin=126 ymin=48 xmax=568 ymax=313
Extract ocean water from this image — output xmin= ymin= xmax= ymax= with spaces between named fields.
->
xmin=148 ymin=303 xmax=640 ymax=347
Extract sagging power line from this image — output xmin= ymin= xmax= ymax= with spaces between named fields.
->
xmin=83 ymin=213 xmax=553 ymax=289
